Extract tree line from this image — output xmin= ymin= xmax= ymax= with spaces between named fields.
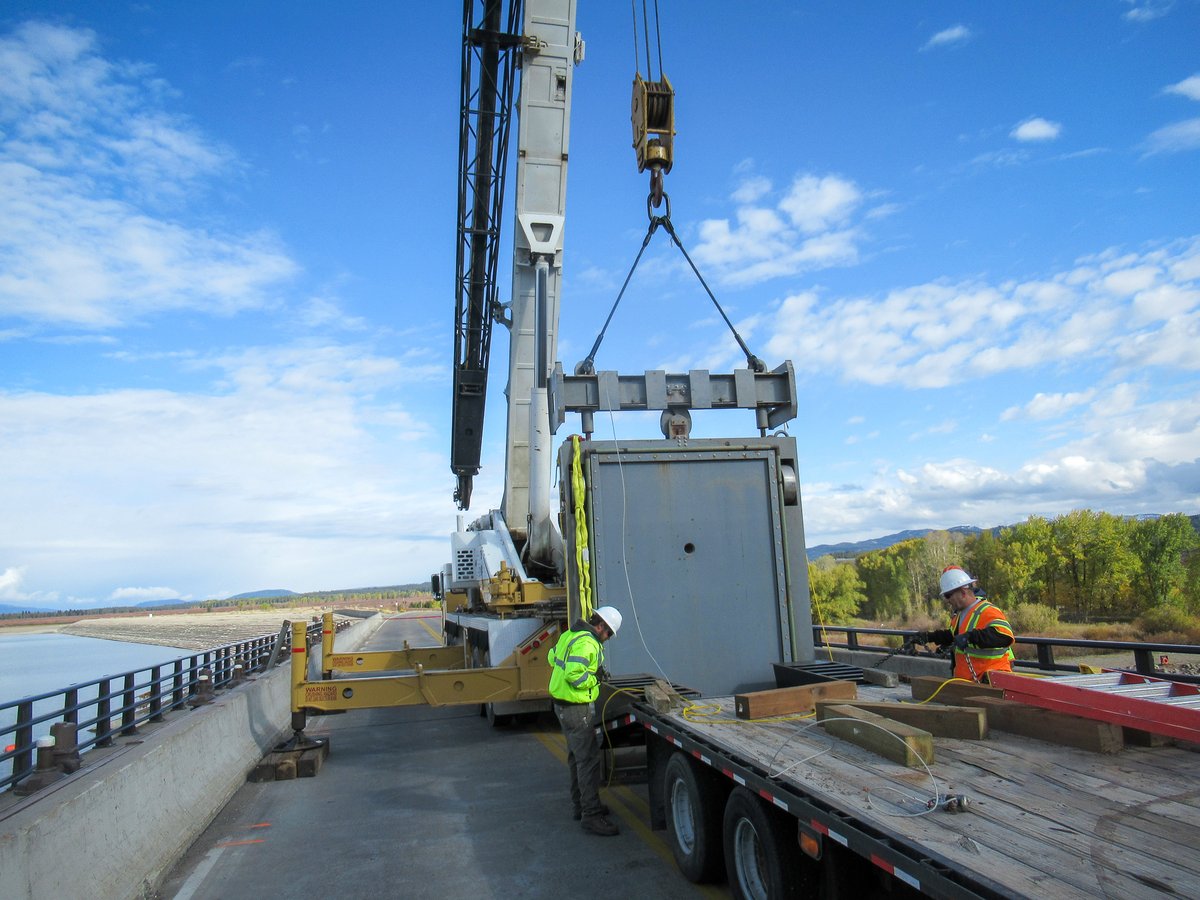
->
xmin=807 ymin=511 xmax=1200 ymax=625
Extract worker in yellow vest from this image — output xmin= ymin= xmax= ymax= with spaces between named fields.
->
xmin=915 ymin=566 xmax=1015 ymax=683
xmin=548 ymin=606 xmax=622 ymax=836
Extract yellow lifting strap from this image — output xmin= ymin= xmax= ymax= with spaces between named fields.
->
xmin=571 ymin=435 xmax=593 ymax=621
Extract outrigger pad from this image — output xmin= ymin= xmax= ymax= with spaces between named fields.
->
xmin=248 ymin=736 xmax=330 ymax=782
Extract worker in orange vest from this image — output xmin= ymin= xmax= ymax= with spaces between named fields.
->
xmin=914 ymin=566 xmax=1015 ymax=683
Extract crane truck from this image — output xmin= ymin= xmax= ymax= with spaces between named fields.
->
xmin=286 ymin=3 xmax=1200 ymax=898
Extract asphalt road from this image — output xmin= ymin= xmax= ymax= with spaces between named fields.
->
xmin=158 ymin=614 xmax=728 ymax=899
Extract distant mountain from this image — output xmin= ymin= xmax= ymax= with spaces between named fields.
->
xmin=0 ymin=602 xmax=44 ymax=614
xmin=808 ymin=513 xmax=1200 ymax=559
xmin=807 ymin=525 xmax=984 ymax=559
xmin=226 ymin=589 xmax=298 ymax=600
xmin=136 ymin=598 xmax=192 ymax=609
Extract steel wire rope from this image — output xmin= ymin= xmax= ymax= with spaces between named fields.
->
xmin=576 ymin=201 xmax=765 ymax=375
xmin=603 ymin=383 xmax=672 ymax=686
xmin=630 ymin=0 xmax=664 ymax=79
xmin=676 ymin=702 xmax=945 ymax=817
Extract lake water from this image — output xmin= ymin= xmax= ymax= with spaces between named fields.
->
xmin=0 ymin=631 xmax=193 ymax=741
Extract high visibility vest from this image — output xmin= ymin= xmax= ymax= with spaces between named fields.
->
xmin=548 ymin=628 xmax=603 ymax=703
xmin=953 ymin=600 xmax=1015 ymax=683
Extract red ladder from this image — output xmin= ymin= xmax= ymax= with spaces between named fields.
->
xmin=989 ymin=670 xmax=1200 ymax=744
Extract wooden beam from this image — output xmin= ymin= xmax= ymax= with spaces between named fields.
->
xmin=910 ymin=675 xmax=1004 ymax=706
xmin=734 ymin=680 xmax=857 ymax=719
xmin=816 ymin=699 xmax=987 ymax=740
xmin=965 ymin=695 xmax=1124 ymax=754
xmin=819 ymin=704 xmax=935 ymax=767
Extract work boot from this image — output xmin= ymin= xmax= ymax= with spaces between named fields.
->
xmin=573 ymin=803 xmax=610 ymax=821
xmin=580 ymin=814 xmax=619 ymax=836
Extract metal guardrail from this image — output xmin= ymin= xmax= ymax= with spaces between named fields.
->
xmin=814 ymin=624 xmax=1200 ymax=680
xmin=1 ymin=619 xmax=342 ymax=794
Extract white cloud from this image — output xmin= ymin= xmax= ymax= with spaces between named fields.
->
xmin=1143 ymin=118 xmax=1200 ymax=155
xmin=0 ymin=341 xmax=450 ymax=603
xmin=1123 ymin=1 xmax=1175 ymax=22
xmin=1011 ymin=117 xmax=1063 ymax=142
xmin=692 ymin=173 xmax=867 ymax=287
xmin=779 ymin=174 xmax=863 ymax=234
xmin=1001 ymin=390 xmax=1096 ymax=422
xmin=731 ymin=175 xmax=772 ymax=204
xmin=0 ymin=566 xmax=28 ymax=600
xmin=765 ymin=236 xmax=1200 ymax=389
xmin=921 ymin=25 xmax=972 ymax=51
xmin=1165 ymin=74 xmax=1200 ymax=101
xmin=0 ymin=22 xmax=300 ymax=328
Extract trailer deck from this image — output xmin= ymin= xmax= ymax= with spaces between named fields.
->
xmin=634 ymin=686 xmax=1200 ymax=899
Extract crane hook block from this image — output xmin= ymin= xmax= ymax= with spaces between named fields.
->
xmin=631 ymin=74 xmax=675 ymax=177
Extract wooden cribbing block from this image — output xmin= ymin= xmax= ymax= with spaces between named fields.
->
xmin=965 ymin=696 xmax=1124 ymax=754
xmin=819 ymin=704 xmax=935 ymax=767
xmin=910 ymin=675 xmax=1004 ymax=706
xmin=297 ymin=740 xmax=330 ymax=777
xmin=815 ymin=699 xmax=987 ymax=740
xmin=734 ymin=680 xmax=857 ymax=719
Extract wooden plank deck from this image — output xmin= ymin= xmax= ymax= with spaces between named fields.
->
xmin=662 ymin=689 xmax=1200 ymax=899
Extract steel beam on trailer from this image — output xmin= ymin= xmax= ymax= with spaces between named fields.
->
xmin=990 ymin=671 xmax=1200 ymax=744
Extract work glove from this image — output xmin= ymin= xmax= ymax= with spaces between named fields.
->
xmin=911 ymin=631 xmax=931 ymax=644
xmin=596 ymin=665 xmax=610 ymax=683
xmin=953 ymin=632 xmax=971 ymax=650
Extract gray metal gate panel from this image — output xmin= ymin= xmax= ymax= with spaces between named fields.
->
xmin=581 ymin=438 xmax=810 ymax=696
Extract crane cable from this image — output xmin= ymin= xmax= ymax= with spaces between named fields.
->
xmin=630 ymin=0 xmax=665 ymax=80
xmin=576 ymin=197 xmax=766 ymax=376
xmin=570 ymin=435 xmax=593 ymax=620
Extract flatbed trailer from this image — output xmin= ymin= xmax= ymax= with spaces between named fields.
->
xmin=619 ymin=683 xmax=1200 ymax=899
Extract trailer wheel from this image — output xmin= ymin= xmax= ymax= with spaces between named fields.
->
xmin=723 ymin=787 xmax=812 ymax=900
xmin=663 ymin=753 xmax=725 ymax=883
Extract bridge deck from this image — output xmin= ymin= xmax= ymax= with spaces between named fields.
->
xmin=158 ymin=614 xmax=722 ymax=899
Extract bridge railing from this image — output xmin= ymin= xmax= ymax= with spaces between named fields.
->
xmin=813 ymin=624 xmax=1200 ymax=679
xmin=1 ymin=619 xmax=338 ymax=795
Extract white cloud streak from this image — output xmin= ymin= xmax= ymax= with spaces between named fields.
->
xmin=1011 ymin=117 xmax=1062 ymax=142
xmin=765 ymin=236 xmax=1200 ymax=389
xmin=692 ymin=173 xmax=866 ymax=286
xmin=921 ymin=25 xmax=972 ymax=51
xmin=1143 ymin=118 xmax=1200 ymax=155
xmin=1165 ymin=74 xmax=1200 ymax=101
xmin=0 ymin=22 xmax=300 ymax=328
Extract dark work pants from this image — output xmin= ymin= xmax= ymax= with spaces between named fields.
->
xmin=555 ymin=701 xmax=603 ymax=817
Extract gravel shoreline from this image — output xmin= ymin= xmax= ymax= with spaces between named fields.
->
xmin=35 ymin=609 xmax=347 ymax=651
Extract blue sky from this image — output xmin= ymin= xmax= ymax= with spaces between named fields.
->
xmin=1 ymin=2 xmax=1198 ymax=608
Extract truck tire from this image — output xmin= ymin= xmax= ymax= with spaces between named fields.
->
xmin=723 ymin=787 xmax=813 ymax=900
xmin=663 ymin=752 xmax=725 ymax=883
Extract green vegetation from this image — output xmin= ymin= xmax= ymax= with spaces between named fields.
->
xmin=812 ymin=511 xmax=1200 ymax=640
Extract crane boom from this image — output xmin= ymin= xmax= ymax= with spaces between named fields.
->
xmin=501 ymin=0 xmax=577 ymax=564
xmin=451 ymin=0 xmax=523 ymax=510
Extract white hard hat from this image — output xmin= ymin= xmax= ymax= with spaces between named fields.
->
xmin=594 ymin=606 xmax=622 ymax=635
xmin=939 ymin=566 xmax=977 ymax=597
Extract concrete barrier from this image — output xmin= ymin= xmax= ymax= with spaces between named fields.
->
xmin=0 ymin=613 xmax=385 ymax=900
